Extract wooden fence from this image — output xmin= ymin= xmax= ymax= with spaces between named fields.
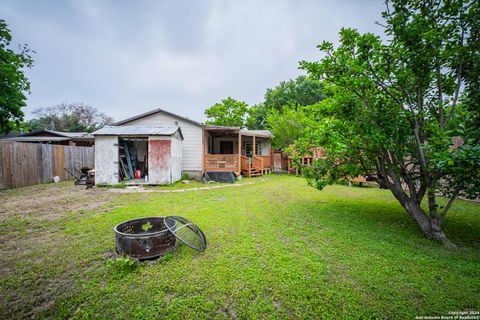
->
xmin=0 ymin=141 xmax=94 ymax=190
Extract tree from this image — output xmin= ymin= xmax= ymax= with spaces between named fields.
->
xmin=205 ymin=97 xmax=248 ymax=127
xmin=29 ymin=102 xmax=113 ymax=132
xmin=265 ymin=106 xmax=311 ymax=149
xmin=298 ymin=0 xmax=480 ymax=247
xmin=0 ymin=19 xmax=33 ymax=133
xmin=247 ymin=76 xmax=326 ymax=129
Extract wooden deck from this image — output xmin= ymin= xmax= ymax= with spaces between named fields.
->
xmin=202 ymin=126 xmax=273 ymax=178
xmin=204 ymin=154 xmax=272 ymax=177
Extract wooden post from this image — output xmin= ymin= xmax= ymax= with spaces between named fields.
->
xmin=269 ymin=140 xmax=273 ymax=173
xmin=252 ymin=135 xmax=256 ymax=156
xmin=202 ymin=128 xmax=205 ymax=174
xmin=237 ymin=131 xmax=241 ymax=175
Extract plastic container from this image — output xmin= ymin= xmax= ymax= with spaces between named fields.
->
xmin=134 ymin=170 xmax=141 ymax=179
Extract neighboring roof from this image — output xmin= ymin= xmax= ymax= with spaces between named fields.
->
xmin=20 ymin=130 xmax=89 ymax=138
xmin=114 ymin=108 xmax=203 ymax=127
xmin=3 ymin=136 xmax=71 ymax=142
xmin=92 ymin=126 xmax=184 ymax=140
xmin=0 ymin=131 xmax=22 ymax=140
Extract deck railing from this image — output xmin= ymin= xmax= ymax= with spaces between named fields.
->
xmin=257 ymin=155 xmax=271 ymax=169
xmin=204 ymin=154 xmax=238 ymax=171
xmin=252 ymin=155 xmax=264 ymax=171
xmin=240 ymin=155 xmax=250 ymax=172
xmin=204 ymin=154 xmax=272 ymax=174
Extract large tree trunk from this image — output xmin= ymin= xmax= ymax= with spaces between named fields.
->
xmin=386 ymin=181 xmax=457 ymax=249
xmin=402 ymin=199 xmax=457 ymax=249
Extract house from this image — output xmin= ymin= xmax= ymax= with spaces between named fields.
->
xmin=203 ymin=125 xmax=272 ymax=177
xmin=92 ymin=108 xmax=272 ymax=185
xmin=0 ymin=130 xmax=94 ymax=147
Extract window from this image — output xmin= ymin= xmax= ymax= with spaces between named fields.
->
xmin=244 ymin=143 xmax=260 ymax=156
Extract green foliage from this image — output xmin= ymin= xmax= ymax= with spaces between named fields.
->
xmin=141 ymin=222 xmax=153 ymax=232
xmin=247 ymin=76 xmax=326 ymax=129
xmin=106 ymin=256 xmax=138 ymax=275
xmin=28 ymin=102 xmax=113 ymax=132
xmin=264 ymin=75 xmax=326 ymax=111
xmin=265 ymin=106 xmax=311 ymax=148
xmin=245 ymin=103 xmax=266 ymax=129
xmin=2 ymin=176 xmax=480 ymax=318
xmin=204 ymin=97 xmax=248 ymax=127
xmin=298 ymin=0 xmax=480 ymax=241
xmin=0 ymin=19 xmax=33 ymax=134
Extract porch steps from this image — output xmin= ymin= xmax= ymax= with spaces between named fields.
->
xmin=242 ymin=168 xmax=263 ymax=177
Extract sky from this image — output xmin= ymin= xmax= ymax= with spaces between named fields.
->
xmin=1 ymin=0 xmax=385 ymax=123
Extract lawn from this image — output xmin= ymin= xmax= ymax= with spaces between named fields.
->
xmin=0 ymin=175 xmax=479 ymax=319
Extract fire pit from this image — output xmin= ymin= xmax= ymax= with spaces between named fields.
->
xmin=114 ymin=216 xmax=207 ymax=259
xmin=114 ymin=217 xmax=176 ymax=259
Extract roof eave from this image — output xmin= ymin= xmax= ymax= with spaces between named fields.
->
xmin=114 ymin=108 xmax=203 ymax=127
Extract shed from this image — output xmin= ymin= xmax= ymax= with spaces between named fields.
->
xmin=92 ymin=126 xmax=183 ymax=185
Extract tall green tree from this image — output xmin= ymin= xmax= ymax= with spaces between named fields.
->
xmin=298 ymin=0 xmax=480 ymax=247
xmin=205 ymin=97 xmax=248 ymax=127
xmin=0 ymin=19 xmax=33 ymax=133
xmin=265 ymin=106 xmax=311 ymax=148
xmin=247 ymin=76 xmax=326 ymax=129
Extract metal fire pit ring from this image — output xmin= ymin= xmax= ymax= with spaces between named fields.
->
xmin=114 ymin=217 xmax=176 ymax=259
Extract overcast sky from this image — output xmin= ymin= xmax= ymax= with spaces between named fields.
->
xmin=2 ymin=0 xmax=385 ymax=123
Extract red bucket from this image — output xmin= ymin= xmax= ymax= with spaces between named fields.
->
xmin=134 ymin=170 xmax=142 ymax=179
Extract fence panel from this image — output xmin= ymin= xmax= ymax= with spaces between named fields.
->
xmin=0 ymin=142 xmax=94 ymax=190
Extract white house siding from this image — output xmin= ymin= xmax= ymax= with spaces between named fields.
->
xmin=260 ymin=141 xmax=270 ymax=155
xmin=119 ymin=112 xmax=202 ymax=177
xmin=94 ymin=136 xmax=119 ymax=185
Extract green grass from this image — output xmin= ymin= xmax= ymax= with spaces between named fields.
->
xmin=1 ymin=175 xmax=479 ymax=319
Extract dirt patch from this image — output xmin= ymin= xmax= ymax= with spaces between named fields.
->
xmin=0 ymin=182 xmax=112 ymax=223
xmin=0 ymin=182 xmax=118 ymax=318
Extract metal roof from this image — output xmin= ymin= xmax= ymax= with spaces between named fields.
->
xmin=20 ymin=130 xmax=89 ymax=138
xmin=114 ymin=108 xmax=203 ymax=127
xmin=3 ymin=136 xmax=71 ymax=142
xmin=0 ymin=131 xmax=23 ymax=140
xmin=92 ymin=126 xmax=183 ymax=139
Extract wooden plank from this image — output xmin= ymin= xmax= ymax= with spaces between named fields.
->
xmin=54 ymin=145 xmax=65 ymax=180
xmin=25 ymin=143 xmax=39 ymax=186
xmin=64 ymin=146 xmax=73 ymax=180
xmin=202 ymin=129 xmax=205 ymax=174
xmin=41 ymin=144 xmax=54 ymax=183
xmin=2 ymin=142 xmax=14 ymax=188
xmin=13 ymin=142 xmax=24 ymax=187
xmin=237 ymin=132 xmax=241 ymax=174
xmin=0 ymin=142 xmax=12 ymax=189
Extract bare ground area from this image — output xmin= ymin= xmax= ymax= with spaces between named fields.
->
xmin=0 ymin=182 xmax=116 ymax=317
